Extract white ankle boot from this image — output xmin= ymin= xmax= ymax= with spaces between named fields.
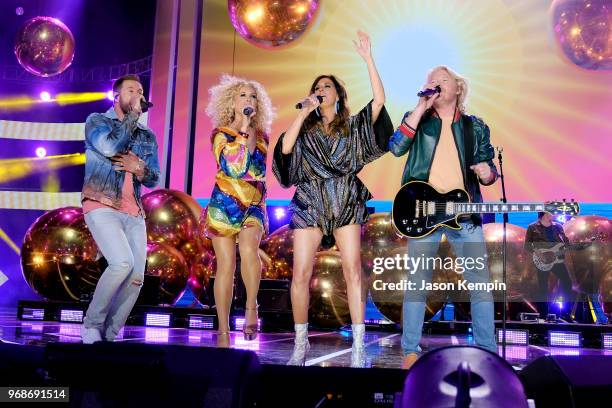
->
xmin=287 ymin=323 xmax=310 ymax=366
xmin=351 ymin=323 xmax=366 ymax=368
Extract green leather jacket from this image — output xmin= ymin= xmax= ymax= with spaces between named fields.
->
xmin=389 ymin=108 xmax=498 ymax=207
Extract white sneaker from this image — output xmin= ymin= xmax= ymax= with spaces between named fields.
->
xmin=80 ymin=325 xmax=102 ymax=344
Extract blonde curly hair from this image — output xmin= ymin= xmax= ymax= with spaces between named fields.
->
xmin=206 ymin=74 xmax=274 ymax=134
xmin=428 ymin=65 xmax=469 ymax=113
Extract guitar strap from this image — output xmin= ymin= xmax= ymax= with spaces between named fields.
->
xmin=461 ymin=115 xmax=481 ymax=226
xmin=461 ymin=114 xmax=475 ymax=179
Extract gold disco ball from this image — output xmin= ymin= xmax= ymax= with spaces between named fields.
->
xmin=260 ymin=225 xmax=294 ymax=279
xmin=260 ymin=224 xmax=338 ymax=280
xmin=141 ymin=189 xmax=201 ymax=249
xmin=482 ymin=223 xmax=537 ymax=320
xmin=362 ymin=213 xmax=406 ymax=249
xmin=21 ymin=207 xmax=102 ymax=301
xmin=309 ymin=250 xmax=350 ymax=328
xmin=188 ymin=243 xmax=217 ymax=306
xmin=228 ymin=0 xmax=321 ymax=49
xmin=145 ymin=242 xmax=189 ymax=305
xmin=599 ymin=269 xmax=612 ymax=315
xmin=563 ymin=215 xmax=612 ymax=294
xmin=483 ymin=223 xmax=537 ymax=300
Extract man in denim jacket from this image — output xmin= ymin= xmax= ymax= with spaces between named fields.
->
xmin=80 ymin=74 xmax=160 ymax=343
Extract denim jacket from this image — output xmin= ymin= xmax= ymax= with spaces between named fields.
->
xmin=81 ymin=108 xmax=160 ymax=212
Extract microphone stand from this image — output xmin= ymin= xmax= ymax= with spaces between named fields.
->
xmin=497 ymin=146 xmax=508 ymax=359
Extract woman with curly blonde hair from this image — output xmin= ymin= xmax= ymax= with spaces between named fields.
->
xmin=203 ymin=74 xmax=273 ymax=345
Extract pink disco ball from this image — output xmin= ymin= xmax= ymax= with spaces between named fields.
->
xmin=14 ymin=16 xmax=75 ymax=77
xmin=551 ymin=0 xmax=612 ymax=70
xmin=228 ymin=0 xmax=321 ymax=49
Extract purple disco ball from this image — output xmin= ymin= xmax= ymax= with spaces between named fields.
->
xmin=228 ymin=0 xmax=321 ymax=49
xmin=551 ymin=0 xmax=612 ymax=70
xmin=14 ymin=16 xmax=75 ymax=77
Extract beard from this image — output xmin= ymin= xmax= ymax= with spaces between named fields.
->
xmin=117 ymin=98 xmax=131 ymax=114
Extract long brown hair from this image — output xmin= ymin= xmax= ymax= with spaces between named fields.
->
xmin=303 ymin=75 xmax=350 ymax=136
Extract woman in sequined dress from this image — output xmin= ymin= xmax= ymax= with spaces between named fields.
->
xmin=272 ymin=31 xmax=394 ymax=367
xmin=203 ymin=75 xmax=273 ymax=344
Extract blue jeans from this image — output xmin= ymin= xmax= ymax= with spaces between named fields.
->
xmin=83 ymin=208 xmax=147 ymax=340
xmin=401 ymin=222 xmax=497 ymax=354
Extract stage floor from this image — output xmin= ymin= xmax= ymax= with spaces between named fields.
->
xmin=1 ymin=308 xmax=609 ymax=370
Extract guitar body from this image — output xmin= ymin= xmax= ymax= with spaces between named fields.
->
xmin=392 ymin=181 xmax=470 ymax=238
xmin=532 ymin=243 xmax=566 ymax=271
xmin=532 ymin=240 xmax=593 ymax=271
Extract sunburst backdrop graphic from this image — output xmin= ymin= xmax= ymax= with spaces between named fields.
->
xmin=190 ymin=0 xmax=612 ymax=203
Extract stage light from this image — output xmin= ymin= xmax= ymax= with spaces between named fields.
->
xmin=602 ymin=333 xmax=612 ymax=349
xmin=188 ymin=315 xmax=215 ymax=330
xmin=15 ymin=7 xmax=24 ymax=15
xmin=106 ymin=90 xmax=114 ymax=101
xmin=549 ymin=348 xmax=580 ymax=356
xmin=145 ymin=313 xmax=171 ymax=327
xmin=20 ymin=307 xmax=44 ymax=320
xmin=144 ymin=327 xmax=170 ymax=343
xmin=364 ymin=318 xmax=389 ymax=325
xmin=555 ymin=214 xmax=571 ymax=224
xmin=0 ymin=153 xmax=85 ymax=184
xmin=548 ymin=330 xmax=581 ymax=347
xmin=60 ymin=309 xmax=83 ymax=323
xmin=35 ymin=147 xmax=47 ymax=158
xmin=274 ymin=207 xmax=286 ymax=220
xmin=55 ymin=92 xmax=108 ymax=105
xmin=399 ymin=346 xmax=527 ymax=407
xmin=497 ymin=345 xmax=528 ymax=361
xmin=39 ymin=91 xmax=51 ymax=102
xmin=496 ymin=329 xmax=529 ymax=345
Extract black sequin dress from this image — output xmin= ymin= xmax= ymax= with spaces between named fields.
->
xmin=272 ymin=101 xmax=394 ymax=247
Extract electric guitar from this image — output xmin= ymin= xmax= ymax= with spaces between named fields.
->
xmin=532 ymin=239 xmax=596 ymax=271
xmin=391 ymin=181 xmax=580 ymax=239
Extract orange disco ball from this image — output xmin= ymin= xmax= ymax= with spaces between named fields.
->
xmin=228 ymin=0 xmax=321 ymax=49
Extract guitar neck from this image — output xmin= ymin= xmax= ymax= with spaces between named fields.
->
xmin=454 ymin=202 xmax=545 ymax=215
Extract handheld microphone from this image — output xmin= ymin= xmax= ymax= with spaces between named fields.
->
xmin=417 ymin=85 xmax=441 ymax=98
xmin=140 ymin=99 xmax=154 ymax=113
xmin=295 ymin=96 xmax=324 ymax=110
xmin=243 ymin=107 xmax=254 ymax=116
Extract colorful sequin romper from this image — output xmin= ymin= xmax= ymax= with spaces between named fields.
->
xmin=203 ymin=127 xmax=268 ymax=237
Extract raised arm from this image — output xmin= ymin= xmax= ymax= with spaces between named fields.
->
xmin=85 ymin=112 xmax=137 ymax=157
xmin=354 ymin=30 xmax=385 ymax=122
xmin=281 ymin=94 xmax=319 ymax=154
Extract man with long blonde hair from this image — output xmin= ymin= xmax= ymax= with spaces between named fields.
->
xmin=389 ymin=66 xmax=498 ymax=368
